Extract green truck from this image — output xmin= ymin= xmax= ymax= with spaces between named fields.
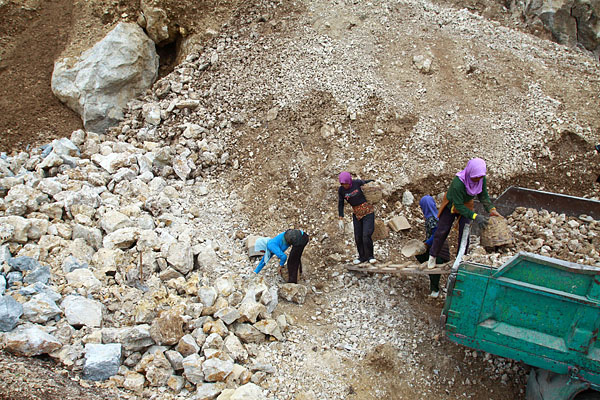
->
xmin=441 ymin=187 xmax=600 ymax=400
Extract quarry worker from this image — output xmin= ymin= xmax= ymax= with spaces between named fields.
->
xmin=416 ymin=195 xmax=451 ymax=298
xmin=254 ymin=229 xmax=309 ymax=284
xmin=338 ymin=171 xmax=377 ymax=265
xmin=427 ymin=158 xmax=501 ymax=268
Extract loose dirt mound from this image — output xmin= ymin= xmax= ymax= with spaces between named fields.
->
xmin=0 ymin=0 xmax=82 ymax=152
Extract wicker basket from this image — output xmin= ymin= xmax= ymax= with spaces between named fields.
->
xmin=480 ymin=216 xmax=513 ymax=247
xmin=362 ymin=182 xmax=383 ymax=203
xmin=372 ymin=218 xmax=389 ymax=241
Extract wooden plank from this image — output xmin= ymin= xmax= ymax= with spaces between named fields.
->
xmin=345 ymin=262 xmax=451 ymax=275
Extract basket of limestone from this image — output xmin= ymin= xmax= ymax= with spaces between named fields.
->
xmin=362 ymin=182 xmax=383 ymax=204
xmin=480 ymin=216 xmax=514 ymax=248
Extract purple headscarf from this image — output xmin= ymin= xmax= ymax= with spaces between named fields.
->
xmin=339 ymin=171 xmax=352 ymax=185
xmin=419 ymin=195 xmax=438 ymax=221
xmin=456 ymin=158 xmax=486 ymax=196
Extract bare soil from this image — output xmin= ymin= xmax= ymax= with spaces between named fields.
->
xmin=0 ymin=0 xmax=82 ymax=152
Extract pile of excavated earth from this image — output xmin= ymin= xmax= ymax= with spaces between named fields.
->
xmin=1 ymin=0 xmax=599 ymax=399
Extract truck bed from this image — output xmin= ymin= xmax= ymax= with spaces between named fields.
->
xmin=442 ymin=252 xmax=600 ymax=390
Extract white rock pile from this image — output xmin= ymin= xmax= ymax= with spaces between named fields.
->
xmin=0 ymin=134 xmax=312 ymax=400
xmin=463 ymin=207 xmax=600 ymax=267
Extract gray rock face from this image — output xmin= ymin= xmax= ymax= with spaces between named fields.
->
xmin=0 ymin=295 xmax=23 ymax=331
xmin=83 ymin=343 xmax=122 ymax=381
xmin=7 ymin=256 xmax=39 ymax=272
xmin=520 ymin=0 xmax=600 ymax=52
xmin=51 ymin=22 xmax=159 ymax=132
xmin=23 ymin=264 xmax=50 ymax=285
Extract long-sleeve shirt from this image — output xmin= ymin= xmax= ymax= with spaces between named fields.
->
xmin=424 ymin=216 xmax=438 ymax=247
xmin=338 ymin=179 xmax=372 ymax=217
xmin=254 ymin=232 xmax=290 ymax=273
xmin=446 ymin=176 xmax=495 ymax=220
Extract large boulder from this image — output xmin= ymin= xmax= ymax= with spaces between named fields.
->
xmin=51 ymin=22 xmax=159 ymax=132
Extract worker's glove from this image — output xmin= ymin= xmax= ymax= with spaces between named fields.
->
xmin=338 ymin=219 xmax=344 ymax=231
xmin=474 ymin=214 xmax=489 ymax=229
xmin=279 ymin=254 xmax=287 ymax=266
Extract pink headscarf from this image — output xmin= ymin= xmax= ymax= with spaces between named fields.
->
xmin=456 ymin=158 xmax=486 ymax=196
xmin=339 ymin=171 xmax=352 ymax=185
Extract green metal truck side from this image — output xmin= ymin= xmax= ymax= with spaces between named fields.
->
xmin=442 ymin=252 xmax=600 ymax=390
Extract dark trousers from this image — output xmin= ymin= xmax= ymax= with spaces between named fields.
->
xmin=287 ymin=232 xmax=309 ymax=283
xmin=353 ymin=212 xmax=374 ymax=261
xmin=429 ymin=206 xmax=470 ymax=258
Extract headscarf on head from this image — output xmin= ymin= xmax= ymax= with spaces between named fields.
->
xmin=338 ymin=171 xmax=352 ymax=185
xmin=419 ymin=195 xmax=438 ymax=221
xmin=456 ymin=158 xmax=487 ymax=196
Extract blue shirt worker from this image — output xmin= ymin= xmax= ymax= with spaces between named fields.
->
xmin=254 ymin=229 xmax=309 ymax=283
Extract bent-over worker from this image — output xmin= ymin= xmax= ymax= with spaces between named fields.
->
xmin=254 ymin=229 xmax=309 ymax=284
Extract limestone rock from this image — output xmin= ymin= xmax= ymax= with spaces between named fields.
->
xmin=51 ymin=23 xmax=159 ymax=132
xmin=0 ymin=295 xmax=23 ymax=332
xmin=83 ymin=343 xmax=122 ymax=381
xmin=279 ymin=284 xmax=308 ymax=304
xmin=150 ymin=306 xmax=185 ymax=345
xmin=4 ymin=326 xmax=61 ymax=356
xmin=62 ymin=295 xmax=103 ymax=328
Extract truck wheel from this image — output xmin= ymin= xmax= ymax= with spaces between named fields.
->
xmin=526 ymin=368 xmax=590 ymax=400
xmin=574 ymin=390 xmax=600 ymax=400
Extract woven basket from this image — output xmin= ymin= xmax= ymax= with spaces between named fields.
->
xmin=480 ymin=216 xmax=513 ymax=247
xmin=361 ymin=182 xmax=383 ymax=203
xmin=372 ymin=218 xmax=389 ymax=241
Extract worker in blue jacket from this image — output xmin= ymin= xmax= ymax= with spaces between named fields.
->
xmin=254 ymin=229 xmax=309 ymax=283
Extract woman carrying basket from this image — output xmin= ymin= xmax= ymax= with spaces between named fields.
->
xmin=427 ymin=158 xmax=501 ymax=268
xmin=337 ymin=171 xmax=376 ymax=265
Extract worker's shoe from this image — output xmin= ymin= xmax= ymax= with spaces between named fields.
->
xmin=429 ymin=291 xmax=439 ymax=298
xmin=352 ymin=259 xmax=362 ymax=265
xmin=368 ymin=258 xmax=377 ymax=264
xmin=427 ymin=255 xmax=436 ymax=269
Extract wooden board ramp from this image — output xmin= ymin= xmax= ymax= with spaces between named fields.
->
xmin=345 ymin=261 xmax=451 ymax=275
